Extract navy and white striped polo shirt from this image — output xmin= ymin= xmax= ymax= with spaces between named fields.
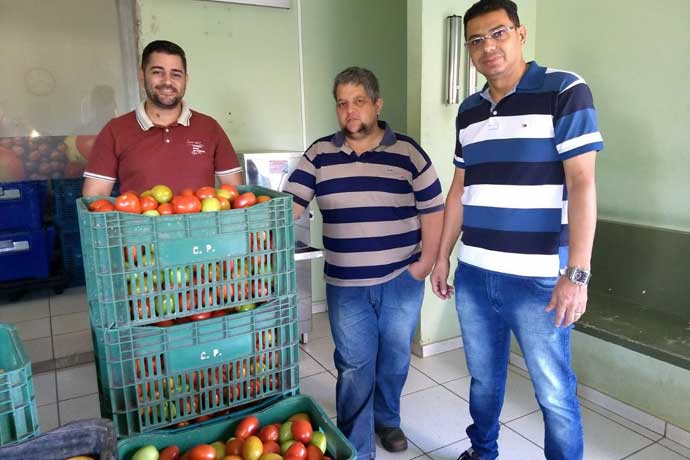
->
xmin=454 ymin=61 xmax=604 ymax=277
xmin=286 ymin=122 xmax=445 ymax=287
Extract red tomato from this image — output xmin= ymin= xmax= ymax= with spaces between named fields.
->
xmin=218 ymin=196 xmax=231 ymax=210
xmin=256 ymin=195 xmax=271 ymax=203
xmin=219 ymin=184 xmax=239 ymax=201
xmin=140 ymin=195 xmax=159 ymax=212
xmin=160 ymin=445 xmax=181 ymax=460
xmin=306 ymin=445 xmax=323 ymax=460
xmin=189 ymin=312 xmax=212 ymax=322
xmin=291 ymin=420 xmax=313 ymax=444
xmin=172 ymin=195 xmax=202 ymax=214
xmin=154 ymin=320 xmax=175 ymax=327
xmin=234 ymin=415 xmax=260 ymax=439
xmin=232 ymin=192 xmax=257 ymax=209
xmin=187 ymin=444 xmax=217 ymax=460
xmin=260 ymin=424 xmax=280 ymax=443
xmin=225 ymin=438 xmax=244 ymax=456
xmin=89 ymin=199 xmax=114 ymax=212
xmin=158 ymin=203 xmax=174 ymax=215
xmin=195 ymin=186 xmax=217 ymax=200
xmin=262 ymin=440 xmax=281 ymax=455
xmin=286 ymin=441 xmax=307 ymax=460
xmin=181 ymin=188 xmax=195 ymax=197
xmin=114 ymin=192 xmax=142 ymax=214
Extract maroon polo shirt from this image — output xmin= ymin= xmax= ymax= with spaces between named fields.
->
xmin=84 ymin=102 xmax=241 ymax=194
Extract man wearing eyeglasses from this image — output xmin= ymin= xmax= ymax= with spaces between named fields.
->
xmin=430 ymin=1 xmax=603 ymax=460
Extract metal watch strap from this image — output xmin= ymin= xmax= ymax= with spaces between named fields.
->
xmin=561 ymin=266 xmax=591 ymax=286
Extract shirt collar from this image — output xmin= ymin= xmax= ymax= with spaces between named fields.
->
xmin=479 ymin=61 xmax=546 ymax=106
xmin=135 ymin=100 xmax=193 ymax=131
xmin=332 ymin=120 xmax=396 ymax=149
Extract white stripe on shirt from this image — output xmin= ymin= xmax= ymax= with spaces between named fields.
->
xmin=458 ymin=243 xmax=560 ymax=277
xmin=462 ymin=184 xmax=565 ymax=209
xmin=459 ymin=114 xmax=554 ymax=147
xmin=556 ymin=131 xmax=603 ymax=154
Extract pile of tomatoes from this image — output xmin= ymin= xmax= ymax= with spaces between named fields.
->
xmin=130 ymin=413 xmax=331 ymax=460
xmin=88 ymin=184 xmax=271 ymax=215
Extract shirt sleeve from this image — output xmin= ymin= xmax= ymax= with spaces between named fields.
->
xmin=554 ymin=80 xmax=604 ymax=160
xmin=83 ymin=123 xmax=118 ymax=183
xmin=213 ymin=121 xmax=242 ymax=177
xmin=409 ymin=142 xmax=445 ymax=214
xmin=284 ymin=146 xmax=317 ymax=209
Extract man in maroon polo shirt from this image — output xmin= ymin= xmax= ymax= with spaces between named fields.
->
xmin=83 ymin=40 xmax=242 ymax=195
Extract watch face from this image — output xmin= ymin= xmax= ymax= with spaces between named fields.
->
xmin=571 ymin=269 xmax=590 ymax=284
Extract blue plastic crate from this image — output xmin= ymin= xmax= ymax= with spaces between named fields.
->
xmin=0 ymin=227 xmax=55 ymax=282
xmin=51 ymin=178 xmax=83 ymax=233
xmin=59 ymin=230 xmax=85 ymax=287
xmin=0 ymin=181 xmax=47 ymax=232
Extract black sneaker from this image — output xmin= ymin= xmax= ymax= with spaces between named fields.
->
xmin=375 ymin=426 xmax=408 ymax=452
xmin=457 ymin=448 xmax=482 ymax=460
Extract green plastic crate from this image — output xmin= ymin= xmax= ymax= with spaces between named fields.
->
xmin=77 ymin=185 xmax=296 ymax=328
xmin=93 ymin=295 xmax=300 ymax=437
xmin=0 ymin=324 xmax=40 ymax=446
xmin=118 ymin=394 xmax=356 ymax=460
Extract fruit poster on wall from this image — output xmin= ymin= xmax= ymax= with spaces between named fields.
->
xmin=0 ymin=134 xmax=96 ymax=181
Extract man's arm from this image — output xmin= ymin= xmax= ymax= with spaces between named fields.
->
xmin=430 ymin=168 xmax=465 ymax=299
xmin=82 ymin=177 xmax=115 ymax=197
xmin=218 ymin=171 xmax=243 ymax=187
xmin=408 ymin=209 xmax=444 ymax=280
xmin=546 ymin=151 xmax=597 ymax=327
xmin=292 ymin=202 xmax=305 ymax=220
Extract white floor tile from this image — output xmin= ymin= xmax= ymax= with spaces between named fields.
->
xmin=625 ymin=443 xmax=689 ymax=460
xmin=300 ymin=351 xmax=326 ymax=378
xmin=579 ymin=398 xmax=663 ymax=442
xmin=53 ymin=330 xmax=93 ymax=359
xmin=300 ymin=371 xmax=337 ymax=418
xmin=301 ymin=335 xmax=335 ymax=370
xmin=23 ymin=336 xmax=53 ymax=363
xmin=375 ymin=437 xmax=424 ymax=460
xmin=444 ymin=370 xmax=540 ymax=423
xmin=410 ymin=349 xmax=469 ymax=384
xmin=51 ymin=311 xmax=89 ymax=335
xmin=57 ymin=363 xmax=99 ymax=401
xmin=659 ymin=438 xmax=690 ymax=459
xmin=37 ymin=403 xmax=60 ymax=432
xmin=400 ymin=385 xmax=471 ymax=452
xmin=13 ymin=317 xmax=51 ymax=341
xmin=49 ymin=287 xmax=88 ymax=316
xmin=427 ymin=425 xmax=544 ymax=460
xmin=401 ymin=366 xmax=436 ymax=396
xmin=33 ymin=371 xmax=57 ymax=406
xmin=310 ymin=312 xmax=331 ymax=341
xmin=0 ymin=292 xmax=50 ymax=323
xmin=507 ymin=405 xmax=655 ymax=460
xmin=58 ymin=393 xmax=101 ymax=425
xmin=668 ymin=424 xmax=690 ymax=450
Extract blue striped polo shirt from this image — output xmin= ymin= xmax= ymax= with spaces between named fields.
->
xmin=454 ymin=61 xmax=604 ymax=277
xmin=285 ymin=121 xmax=445 ymax=287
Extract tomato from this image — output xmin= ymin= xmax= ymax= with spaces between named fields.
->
xmin=256 ymin=195 xmax=271 ymax=203
xmin=211 ymin=441 xmax=226 ymax=460
xmin=181 ymin=188 xmax=195 ymax=196
xmin=225 ymin=437 xmax=244 ymax=456
xmin=222 ymin=456 xmax=243 ymax=460
xmin=140 ymin=195 xmax=159 ymax=212
xmin=219 ymin=184 xmax=239 ymax=201
xmin=310 ymin=431 xmax=327 ymax=453
xmin=89 ymin=199 xmax=114 ymax=212
xmin=232 ymin=192 xmax=257 ymax=209
xmin=151 ymin=184 xmax=173 ymax=204
xmin=285 ymin=441 xmax=307 ymax=460
xmin=195 ymin=186 xmax=217 ymax=200
xmin=288 ymin=413 xmax=311 ymax=423
xmin=131 ymin=445 xmax=159 ymax=460
xmin=243 ymin=436 xmax=264 ymax=460
xmin=114 ymin=192 xmax=142 ymax=214
xmin=187 ymin=444 xmax=216 ymax=460
xmin=279 ymin=422 xmax=293 ymax=443
xmin=259 ymin=454 xmax=283 ymax=460
xmin=218 ymin=196 xmax=231 ymax=210
xmin=172 ymin=195 xmax=202 ymax=214
xmin=160 ymin=445 xmax=181 ymax=460
xmin=260 ymin=424 xmax=280 ymax=443
xmin=262 ymin=440 xmax=281 ymax=455
xmin=154 ymin=319 xmax=175 ymax=327
xmin=306 ymin=445 xmax=323 ymax=460
xmin=189 ymin=312 xmax=212 ymax=322
xmin=291 ymin=419 xmax=313 ymax=444
xmin=158 ymin=203 xmax=174 ymax=215
xmin=235 ymin=415 xmax=260 ymax=439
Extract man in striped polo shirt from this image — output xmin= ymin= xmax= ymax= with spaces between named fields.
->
xmin=285 ymin=67 xmax=444 ymax=460
xmin=430 ymin=1 xmax=603 ymax=460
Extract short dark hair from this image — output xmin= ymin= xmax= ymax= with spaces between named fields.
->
xmin=141 ymin=40 xmax=187 ymax=72
xmin=332 ymin=67 xmax=380 ymax=102
xmin=463 ymin=0 xmax=521 ymax=37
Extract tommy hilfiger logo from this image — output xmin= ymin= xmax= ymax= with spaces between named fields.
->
xmin=186 ymin=140 xmax=206 ymax=155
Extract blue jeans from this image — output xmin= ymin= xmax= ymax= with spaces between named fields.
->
xmin=454 ymin=263 xmax=583 ymax=460
xmin=326 ymin=268 xmax=425 ymax=460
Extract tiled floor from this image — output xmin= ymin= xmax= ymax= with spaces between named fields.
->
xmin=1 ymin=285 xmax=689 ymax=460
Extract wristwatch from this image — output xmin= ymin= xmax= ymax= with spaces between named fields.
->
xmin=560 ymin=266 xmax=592 ymax=286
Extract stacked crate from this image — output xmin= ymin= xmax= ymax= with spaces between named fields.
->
xmin=77 ymin=186 xmax=300 ymax=438
xmin=0 ymin=181 xmax=54 ymax=283
xmin=0 ymin=324 xmax=40 ymax=446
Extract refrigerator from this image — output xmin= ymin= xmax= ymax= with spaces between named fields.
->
xmin=239 ymin=152 xmax=323 ymax=343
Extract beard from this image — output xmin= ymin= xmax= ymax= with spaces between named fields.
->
xmin=342 ymin=119 xmax=377 ymax=139
xmin=145 ymin=83 xmax=184 ymax=109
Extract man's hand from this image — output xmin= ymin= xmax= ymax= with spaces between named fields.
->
xmin=408 ymin=260 xmax=433 ymax=282
xmin=545 ymin=277 xmax=588 ymax=327
xmin=430 ymin=259 xmax=454 ymax=300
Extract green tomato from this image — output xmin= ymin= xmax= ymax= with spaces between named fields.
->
xmin=280 ymin=439 xmax=295 ymax=455
xmin=236 ymin=303 xmax=257 ymax=312
xmin=211 ymin=440 xmax=226 ymax=459
xmin=131 ymin=444 xmax=159 ymax=460
xmin=279 ymin=421 xmax=294 ymax=443
xmin=310 ymin=431 xmax=327 ymax=453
